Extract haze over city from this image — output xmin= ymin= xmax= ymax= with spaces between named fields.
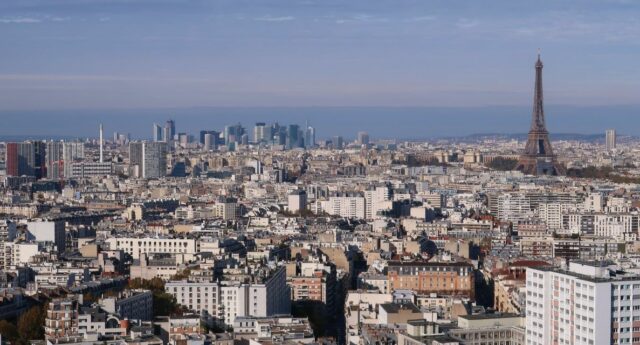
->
xmin=1 ymin=0 xmax=640 ymax=137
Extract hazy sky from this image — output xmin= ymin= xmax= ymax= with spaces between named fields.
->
xmin=1 ymin=0 xmax=640 ymax=111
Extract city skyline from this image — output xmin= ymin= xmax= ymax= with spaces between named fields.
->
xmin=0 ymin=105 xmax=634 ymax=140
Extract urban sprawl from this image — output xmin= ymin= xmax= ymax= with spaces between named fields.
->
xmin=0 ymin=56 xmax=636 ymax=345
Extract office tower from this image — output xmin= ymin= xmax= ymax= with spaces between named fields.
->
xmin=270 ymin=123 xmax=280 ymax=144
xmin=526 ymin=262 xmax=640 ymax=345
xmin=271 ymin=124 xmax=286 ymax=146
xmin=199 ymin=130 xmax=217 ymax=145
xmin=263 ymin=126 xmax=273 ymax=144
xmin=224 ymin=125 xmax=233 ymax=145
xmin=203 ymin=133 xmax=214 ymax=151
xmin=45 ymin=141 xmax=64 ymax=179
xmin=224 ymin=123 xmax=245 ymax=146
xmin=254 ymin=122 xmax=266 ymax=143
xmin=165 ymin=119 xmax=176 ymax=140
xmin=116 ymin=133 xmax=129 ymax=146
xmin=516 ymin=53 xmax=564 ymax=176
xmin=606 ymin=129 xmax=617 ymax=151
xmin=62 ymin=142 xmax=85 ymax=178
xmin=297 ymin=128 xmax=305 ymax=148
xmin=357 ymin=131 xmax=370 ymax=146
xmin=99 ymin=123 xmax=104 ymax=163
xmin=332 ymin=136 xmax=344 ymax=150
xmin=113 ymin=132 xmax=119 ymax=142
xmin=305 ymin=126 xmax=316 ymax=149
xmin=177 ymin=133 xmax=189 ymax=147
xmin=143 ymin=142 xmax=167 ymax=179
xmin=240 ymin=133 xmax=249 ymax=146
xmin=129 ymin=142 xmax=143 ymax=177
xmin=33 ymin=141 xmax=46 ymax=179
xmin=153 ymin=123 xmax=163 ymax=142
xmin=287 ymin=124 xmax=300 ymax=149
xmin=5 ymin=142 xmax=35 ymax=177
xmin=129 ymin=142 xmax=167 ymax=179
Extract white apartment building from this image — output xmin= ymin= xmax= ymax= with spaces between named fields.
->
xmin=322 ymin=195 xmax=366 ymax=219
xmin=0 ymin=220 xmax=17 ymax=269
xmin=105 ymin=237 xmax=198 ymax=260
xmin=165 ymin=280 xmax=219 ymax=320
xmin=3 ymin=242 xmax=39 ymax=268
xmin=537 ymin=202 xmax=577 ymax=233
xmin=288 ymin=190 xmax=307 ymax=213
xmin=165 ymin=266 xmax=290 ymax=326
xmin=526 ymin=262 xmax=640 ymax=345
xmin=99 ymin=289 xmax=153 ymax=321
xmin=26 ymin=220 xmax=66 ymax=253
xmin=563 ymin=213 xmax=638 ymax=240
xmin=584 ymin=193 xmax=604 ymax=212
xmin=364 ymin=186 xmax=391 ymax=219
xmin=70 ymin=162 xmax=113 ymax=178
xmin=214 ymin=197 xmax=237 ymax=220
xmin=497 ymin=193 xmax=534 ymax=228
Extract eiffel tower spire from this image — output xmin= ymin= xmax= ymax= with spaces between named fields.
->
xmin=532 ymin=50 xmax=546 ymax=131
xmin=515 ymin=51 xmax=564 ymax=176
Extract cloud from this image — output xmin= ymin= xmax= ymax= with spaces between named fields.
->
xmin=406 ymin=15 xmax=436 ymax=22
xmin=0 ymin=17 xmax=41 ymax=24
xmin=456 ymin=18 xmax=479 ymax=29
xmin=254 ymin=15 xmax=295 ymax=22
xmin=506 ymin=12 xmax=640 ymax=42
xmin=0 ymin=74 xmax=228 ymax=84
xmin=0 ymin=15 xmax=71 ymax=24
xmin=336 ymin=14 xmax=388 ymax=24
xmin=49 ymin=16 xmax=70 ymax=22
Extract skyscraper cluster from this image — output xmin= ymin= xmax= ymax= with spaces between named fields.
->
xmin=154 ymin=119 xmax=318 ymax=151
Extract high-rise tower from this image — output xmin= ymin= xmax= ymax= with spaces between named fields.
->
xmin=605 ymin=129 xmax=616 ymax=151
xmin=516 ymin=53 xmax=564 ymax=176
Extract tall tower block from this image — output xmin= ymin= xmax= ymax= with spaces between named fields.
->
xmin=515 ymin=53 xmax=564 ymax=176
xmin=99 ymin=123 xmax=104 ymax=163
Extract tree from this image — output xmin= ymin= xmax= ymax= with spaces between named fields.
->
xmin=486 ymin=157 xmax=518 ymax=171
xmin=128 ymin=277 xmax=181 ymax=317
xmin=17 ymin=305 xmax=45 ymax=341
xmin=0 ymin=320 xmax=18 ymax=342
xmin=171 ymin=268 xmax=191 ymax=280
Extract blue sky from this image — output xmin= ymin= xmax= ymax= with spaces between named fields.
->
xmin=1 ymin=0 xmax=640 ymax=111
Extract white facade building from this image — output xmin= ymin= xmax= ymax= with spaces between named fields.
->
xmin=322 ymin=195 xmax=366 ymax=219
xmin=526 ymin=262 xmax=640 ymax=345
xmin=288 ymin=190 xmax=307 ymax=213
xmin=105 ymin=237 xmax=197 ymax=260
xmin=165 ymin=266 xmax=290 ymax=326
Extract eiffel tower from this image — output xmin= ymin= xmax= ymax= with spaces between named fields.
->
xmin=515 ymin=52 xmax=565 ymax=176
